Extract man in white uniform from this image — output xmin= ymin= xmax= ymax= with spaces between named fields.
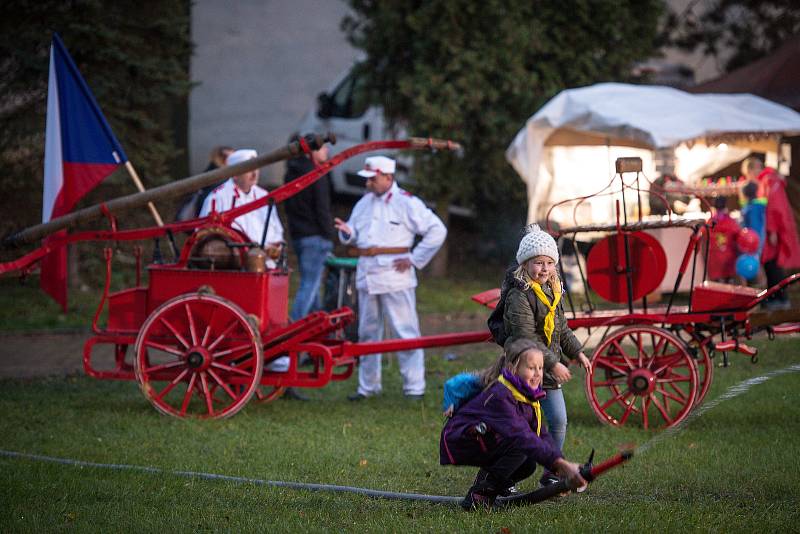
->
xmin=199 ymin=148 xmax=290 ymax=375
xmin=334 ymin=155 xmax=447 ymax=400
xmin=199 ymin=149 xmax=284 ymax=256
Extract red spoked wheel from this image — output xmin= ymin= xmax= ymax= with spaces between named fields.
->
xmin=134 ymin=293 xmax=263 ymax=419
xmin=254 ymin=386 xmax=286 ymax=403
xmin=691 ymin=341 xmax=712 ymax=406
xmin=676 ymin=329 xmax=714 ymax=406
xmin=585 ymin=326 xmax=698 ymax=430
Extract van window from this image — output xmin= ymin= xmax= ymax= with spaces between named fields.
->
xmin=328 ymin=66 xmax=371 ymax=119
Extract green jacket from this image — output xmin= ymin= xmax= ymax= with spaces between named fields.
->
xmin=502 ymin=282 xmax=582 ymax=389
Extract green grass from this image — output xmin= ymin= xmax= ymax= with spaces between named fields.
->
xmin=2 ymin=337 xmax=800 ymax=532
xmin=415 ymin=275 xmax=498 ymax=314
xmin=0 ymin=250 xmax=143 ymax=331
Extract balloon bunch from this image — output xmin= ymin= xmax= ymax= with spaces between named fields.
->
xmin=735 ymin=228 xmax=760 ymax=280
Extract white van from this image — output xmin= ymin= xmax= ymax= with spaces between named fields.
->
xmin=296 ymin=63 xmax=472 ymax=217
xmin=294 ymin=62 xmax=411 ymax=197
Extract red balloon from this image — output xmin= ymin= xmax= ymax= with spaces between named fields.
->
xmin=736 ymin=228 xmax=760 ymax=254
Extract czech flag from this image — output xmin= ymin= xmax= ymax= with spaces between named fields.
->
xmin=41 ymin=33 xmax=128 ymax=311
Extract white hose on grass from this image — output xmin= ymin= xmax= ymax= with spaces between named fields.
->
xmin=0 ymin=448 xmax=461 ymax=504
xmin=636 ymin=363 xmax=800 ymax=456
xmin=2 ymin=363 xmax=798 ymax=504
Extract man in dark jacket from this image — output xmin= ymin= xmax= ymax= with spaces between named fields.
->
xmin=284 ymin=139 xmax=335 ymax=322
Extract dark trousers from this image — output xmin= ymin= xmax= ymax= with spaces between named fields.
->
xmin=764 ymin=259 xmax=788 ymax=302
xmin=478 ymin=437 xmax=538 ymax=488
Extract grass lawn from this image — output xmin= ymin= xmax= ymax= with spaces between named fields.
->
xmin=2 ymin=336 xmax=799 ymax=532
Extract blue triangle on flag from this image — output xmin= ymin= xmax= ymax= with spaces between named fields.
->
xmin=52 ymin=32 xmax=128 ymax=165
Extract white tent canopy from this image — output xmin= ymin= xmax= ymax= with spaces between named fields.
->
xmin=506 ymin=83 xmax=800 ymax=224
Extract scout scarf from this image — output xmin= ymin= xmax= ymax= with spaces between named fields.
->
xmin=530 ymin=281 xmax=561 ymax=346
xmin=498 ymin=369 xmax=543 ymax=436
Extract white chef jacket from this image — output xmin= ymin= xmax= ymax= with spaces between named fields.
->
xmin=199 ymin=178 xmax=284 ymax=246
xmin=339 ymin=181 xmax=446 ymax=294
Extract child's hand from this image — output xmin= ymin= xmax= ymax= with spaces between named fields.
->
xmin=552 ymin=362 xmax=572 ymax=384
xmin=443 ymin=404 xmax=454 ymax=417
xmin=577 ymin=352 xmax=591 ymax=371
xmin=552 ymin=458 xmax=587 ymax=490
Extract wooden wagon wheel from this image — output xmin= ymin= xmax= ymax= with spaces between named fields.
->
xmin=585 ymin=326 xmax=698 ymax=430
xmin=254 ymin=342 xmax=335 ymax=403
xmin=674 ymin=328 xmax=714 ymax=406
xmin=254 ymin=386 xmax=286 ymax=403
xmin=134 ymin=293 xmax=263 ymax=419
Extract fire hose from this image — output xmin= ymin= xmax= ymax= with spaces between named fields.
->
xmin=0 ymin=447 xmax=631 ymax=508
xmin=499 ymin=449 xmax=633 ymax=507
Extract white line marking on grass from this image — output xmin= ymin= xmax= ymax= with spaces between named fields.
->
xmin=637 ymin=363 xmax=800 ymax=456
xmin=5 ymin=363 xmax=797 ymax=503
xmin=0 ymin=448 xmax=461 ymax=504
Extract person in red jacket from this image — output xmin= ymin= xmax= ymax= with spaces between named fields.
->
xmin=742 ymin=157 xmax=800 ymax=309
xmin=707 ymin=196 xmax=741 ymax=283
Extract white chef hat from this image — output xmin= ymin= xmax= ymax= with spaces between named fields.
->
xmin=226 ymin=149 xmax=258 ymax=166
xmin=357 ymin=155 xmax=396 ymax=177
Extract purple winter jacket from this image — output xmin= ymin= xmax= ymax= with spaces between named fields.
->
xmin=439 ymin=380 xmax=562 ymax=471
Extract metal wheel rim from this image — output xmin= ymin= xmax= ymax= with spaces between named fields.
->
xmin=585 ymin=326 xmax=699 ymax=430
xmin=134 ymin=293 xmax=263 ymax=419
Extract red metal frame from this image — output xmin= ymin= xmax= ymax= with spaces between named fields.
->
xmin=473 ymin=165 xmax=800 ymax=430
xmin=31 ymin=137 xmax=493 ymax=418
xmin=10 ymin=140 xmax=800 ymax=421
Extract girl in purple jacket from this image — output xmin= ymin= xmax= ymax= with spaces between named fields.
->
xmin=440 ymin=338 xmax=586 ymax=510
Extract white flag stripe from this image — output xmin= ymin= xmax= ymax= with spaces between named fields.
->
xmin=42 ymin=44 xmax=63 ymax=224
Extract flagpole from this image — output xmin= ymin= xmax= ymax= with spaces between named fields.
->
xmin=123 ymin=161 xmax=164 ymax=226
xmin=124 ymin=161 xmax=179 ymax=258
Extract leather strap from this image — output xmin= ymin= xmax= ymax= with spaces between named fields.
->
xmin=346 ymin=246 xmax=411 ymax=257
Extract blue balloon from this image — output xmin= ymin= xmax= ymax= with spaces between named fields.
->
xmin=735 ymin=254 xmax=760 ymax=281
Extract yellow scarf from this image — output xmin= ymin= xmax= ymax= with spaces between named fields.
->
xmin=529 ymin=281 xmax=561 ymax=346
xmin=498 ymin=375 xmax=542 ymax=436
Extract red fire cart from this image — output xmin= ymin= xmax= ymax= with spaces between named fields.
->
xmin=472 ymin=157 xmax=800 ymax=430
xmin=3 ymin=141 xmax=798 ymax=428
xmin=1 ymin=136 xmax=490 ymax=419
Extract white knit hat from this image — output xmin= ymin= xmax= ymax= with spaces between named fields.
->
xmin=516 ymin=224 xmax=559 ymax=265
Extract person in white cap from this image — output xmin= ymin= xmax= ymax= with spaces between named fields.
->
xmin=502 ymin=224 xmax=590 ymax=488
xmin=334 ymin=155 xmax=447 ymax=400
xmin=199 ymin=149 xmax=291 ymax=377
xmin=199 ymin=148 xmax=284 ymax=255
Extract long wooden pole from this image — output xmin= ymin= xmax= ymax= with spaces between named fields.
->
xmin=3 ymin=133 xmax=334 ymax=248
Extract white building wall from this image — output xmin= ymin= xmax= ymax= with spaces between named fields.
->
xmin=190 ymin=0 xmax=360 ymax=185
xmin=662 ymin=0 xmax=732 ymax=84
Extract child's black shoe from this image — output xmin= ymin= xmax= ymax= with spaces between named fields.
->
xmin=474 ymin=467 xmax=519 ymax=496
xmin=460 ymin=487 xmax=497 ymax=511
xmin=539 ymin=472 xmax=569 ymax=497
xmin=539 ymin=473 xmax=560 ymax=487
xmin=499 ymin=484 xmax=519 ymax=496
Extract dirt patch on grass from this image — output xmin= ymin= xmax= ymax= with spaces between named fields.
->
xmin=0 ymin=331 xmax=91 ymax=378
